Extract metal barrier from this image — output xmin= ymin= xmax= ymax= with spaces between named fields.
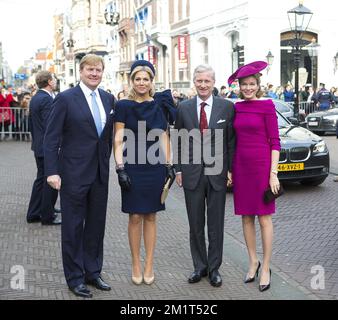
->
xmin=0 ymin=107 xmax=31 ymax=141
xmin=288 ymin=101 xmax=317 ymax=115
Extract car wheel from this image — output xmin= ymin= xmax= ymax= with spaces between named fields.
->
xmin=300 ymin=177 xmax=327 ymax=186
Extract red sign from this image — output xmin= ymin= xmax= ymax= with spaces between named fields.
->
xmin=148 ymin=46 xmax=157 ymax=66
xmin=178 ymin=35 xmax=188 ymax=68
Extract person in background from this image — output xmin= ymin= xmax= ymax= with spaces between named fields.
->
xmin=283 ymin=84 xmax=294 ymax=103
xmin=172 ymin=89 xmax=186 ymax=106
xmin=186 ymin=87 xmax=197 ymax=100
xmin=117 ymin=90 xmax=126 ymax=100
xmin=266 ymin=84 xmax=278 ymax=99
xmin=312 ymin=83 xmax=334 ymax=111
xmin=212 ymin=87 xmax=219 ymax=97
xmin=228 ymin=61 xmax=281 ymax=292
xmin=330 ymin=87 xmax=338 ymax=106
xmin=0 ymin=87 xmax=14 ymax=141
xmin=20 ymin=92 xmax=31 ymax=141
xmin=26 ymin=71 xmax=60 ymax=225
xmin=219 ymin=86 xmax=228 ymax=98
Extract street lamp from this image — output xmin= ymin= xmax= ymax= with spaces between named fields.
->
xmin=306 ymin=38 xmax=320 ymax=87
xmin=66 ymin=39 xmax=74 ymax=48
xmin=287 ymin=0 xmax=313 ymax=120
xmin=104 ymin=2 xmax=120 ymax=26
xmin=266 ymin=51 xmax=274 ymax=74
xmin=334 ymin=52 xmax=338 ymax=74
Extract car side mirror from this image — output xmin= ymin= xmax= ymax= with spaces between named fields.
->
xmin=288 ymin=117 xmax=299 ymax=125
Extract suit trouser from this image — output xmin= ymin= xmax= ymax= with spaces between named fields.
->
xmin=184 ymin=174 xmax=226 ymax=273
xmin=26 ymin=156 xmax=58 ymax=222
xmin=60 ymin=174 xmax=108 ymax=288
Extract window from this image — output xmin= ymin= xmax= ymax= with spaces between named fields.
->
xmin=198 ymin=37 xmax=208 ymax=64
xmin=231 ymin=32 xmax=243 ymax=72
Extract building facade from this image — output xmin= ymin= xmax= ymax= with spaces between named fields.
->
xmin=187 ymin=0 xmax=338 ymax=90
xmin=52 ymin=0 xmax=338 ymax=93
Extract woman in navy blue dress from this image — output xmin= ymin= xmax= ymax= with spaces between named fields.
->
xmin=114 ymin=60 xmax=176 ymax=285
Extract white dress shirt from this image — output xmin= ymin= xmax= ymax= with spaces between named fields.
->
xmin=41 ymin=88 xmax=53 ymax=97
xmin=196 ymin=95 xmax=213 ymax=124
xmin=79 ymin=81 xmax=107 ymax=129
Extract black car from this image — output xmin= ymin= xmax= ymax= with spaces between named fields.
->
xmin=277 ymin=111 xmax=330 ymax=186
xmin=305 ymin=107 xmax=338 ymax=135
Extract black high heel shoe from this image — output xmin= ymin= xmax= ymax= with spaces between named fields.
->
xmin=259 ymin=269 xmax=271 ymax=292
xmin=244 ymin=261 xmax=261 ymax=283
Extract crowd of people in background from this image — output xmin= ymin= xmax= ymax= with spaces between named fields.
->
xmin=1 ymin=79 xmax=338 ymax=142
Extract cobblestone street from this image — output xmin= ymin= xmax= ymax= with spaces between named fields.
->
xmin=0 ymin=141 xmax=337 ymax=300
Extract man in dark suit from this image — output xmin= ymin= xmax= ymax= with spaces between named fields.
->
xmin=174 ymin=64 xmax=235 ymax=287
xmin=26 ymin=71 xmax=60 ymax=225
xmin=44 ymin=54 xmax=115 ymax=298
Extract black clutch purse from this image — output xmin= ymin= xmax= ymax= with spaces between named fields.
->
xmin=263 ymin=185 xmax=284 ymax=203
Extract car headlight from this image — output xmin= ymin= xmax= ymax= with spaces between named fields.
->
xmin=313 ymin=141 xmax=327 ymax=153
xmin=323 ymin=115 xmax=338 ymax=121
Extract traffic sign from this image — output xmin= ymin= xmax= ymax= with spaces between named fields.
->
xmin=14 ymin=73 xmax=27 ymax=80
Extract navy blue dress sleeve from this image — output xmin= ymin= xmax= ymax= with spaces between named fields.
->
xmin=154 ymin=89 xmax=177 ymax=125
xmin=114 ymin=100 xmax=127 ymax=123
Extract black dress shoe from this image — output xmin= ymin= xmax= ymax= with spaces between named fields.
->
xmin=209 ymin=270 xmax=222 ymax=287
xmin=69 ymin=283 xmax=93 ymax=298
xmin=86 ymin=276 xmax=111 ymax=291
xmin=27 ymin=216 xmax=41 ymax=223
xmin=188 ymin=270 xmax=208 ymax=283
xmin=244 ymin=261 xmax=261 ymax=283
xmin=259 ymin=269 xmax=271 ymax=292
xmin=41 ymin=216 xmax=62 ymax=225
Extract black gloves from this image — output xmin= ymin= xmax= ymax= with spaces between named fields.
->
xmin=116 ymin=167 xmax=131 ymax=191
xmin=165 ymin=164 xmax=175 ymax=188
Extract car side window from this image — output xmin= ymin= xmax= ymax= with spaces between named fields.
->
xmin=276 ymin=103 xmax=290 ymax=113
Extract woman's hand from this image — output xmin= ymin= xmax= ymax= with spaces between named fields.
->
xmin=269 ymin=173 xmax=280 ymax=195
xmin=227 ymin=171 xmax=233 ymax=188
xmin=165 ymin=164 xmax=175 ymax=188
xmin=116 ymin=168 xmax=131 ymax=191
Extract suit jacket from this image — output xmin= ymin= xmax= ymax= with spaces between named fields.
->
xmin=174 ymin=96 xmax=235 ymax=191
xmin=44 ymin=85 xmax=115 ymax=185
xmin=29 ymin=89 xmax=54 ymax=157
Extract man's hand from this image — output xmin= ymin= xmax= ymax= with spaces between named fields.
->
xmin=175 ymin=173 xmax=182 ymax=187
xmin=47 ymin=175 xmax=61 ymax=190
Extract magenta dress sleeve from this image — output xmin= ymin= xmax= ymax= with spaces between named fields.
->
xmin=264 ymin=105 xmax=281 ymax=151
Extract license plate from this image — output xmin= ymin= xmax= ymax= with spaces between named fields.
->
xmin=308 ymin=121 xmax=318 ymax=126
xmin=278 ymin=163 xmax=304 ymax=171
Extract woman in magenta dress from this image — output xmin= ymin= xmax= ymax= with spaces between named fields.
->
xmin=228 ymin=61 xmax=281 ymax=292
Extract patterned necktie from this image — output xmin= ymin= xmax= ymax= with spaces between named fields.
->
xmin=199 ymin=102 xmax=208 ymax=134
xmin=90 ymin=91 xmax=102 ymax=136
